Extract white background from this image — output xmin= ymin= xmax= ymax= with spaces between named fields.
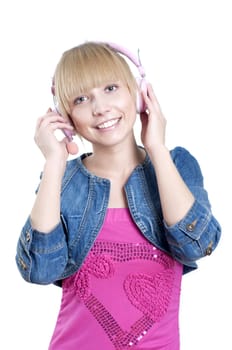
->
xmin=0 ymin=0 xmax=231 ymax=349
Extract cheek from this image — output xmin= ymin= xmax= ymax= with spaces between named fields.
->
xmin=70 ymin=111 xmax=85 ymax=131
xmin=69 ymin=114 xmax=79 ymax=129
xmin=71 ymin=115 xmax=92 ymax=140
xmin=124 ymin=98 xmax=137 ymax=117
xmin=118 ymin=93 xmax=136 ymax=114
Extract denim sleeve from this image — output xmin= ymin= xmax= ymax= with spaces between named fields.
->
xmin=15 ymin=217 xmax=68 ymax=285
xmin=164 ymin=147 xmax=221 ymax=266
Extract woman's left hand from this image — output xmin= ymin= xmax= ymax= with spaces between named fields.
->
xmin=140 ymin=83 xmax=167 ymax=152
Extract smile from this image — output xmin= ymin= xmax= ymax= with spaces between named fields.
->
xmin=97 ymin=118 xmax=121 ymax=129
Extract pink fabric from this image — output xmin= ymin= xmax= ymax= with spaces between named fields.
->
xmin=49 ymin=208 xmax=183 ymax=349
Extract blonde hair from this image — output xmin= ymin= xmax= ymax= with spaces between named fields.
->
xmin=54 ymin=42 xmax=138 ymax=117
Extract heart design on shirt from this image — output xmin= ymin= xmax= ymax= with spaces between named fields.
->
xmin=62 ymin=242 xmax=178 ymax=349
xmin=63 ymin=253 xmax=114 ymax=300
xmin=124 ymin=269 xmax=175 ymax=322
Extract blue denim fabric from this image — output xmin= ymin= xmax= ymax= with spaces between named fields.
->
xmin=16 ymin=147 xmax=221 ymax=286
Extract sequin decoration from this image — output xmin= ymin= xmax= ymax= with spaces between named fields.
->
xmin=62 ymin=241 xmax=176 ymax=349
xmin=124 ymin=269 xmax=174 ymax=322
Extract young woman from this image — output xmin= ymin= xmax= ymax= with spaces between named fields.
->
xmin=16 ymin=41 xmax=221 ymax=349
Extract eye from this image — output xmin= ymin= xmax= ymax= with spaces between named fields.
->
xmin=105 ymin=84 xmax=118 ymax=93
xmin=73 ymin=95 xmax=89 ymax=105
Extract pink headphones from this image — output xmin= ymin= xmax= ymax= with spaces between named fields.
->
xmin=51 ymin=41 xmax=147 ymax=114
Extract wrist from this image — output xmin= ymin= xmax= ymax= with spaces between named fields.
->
xmin=43 ymin=158 xmax=66 ymax=179
xmin=146 ymin=144 xmax=169 ymax=159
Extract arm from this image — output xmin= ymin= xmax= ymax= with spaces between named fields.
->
xmin=16 ymin=110 xmax=76 ymax=284
xmin=30 ymin=110 xmax=74 ymax=232
xmin=141 ymin=85 xmax=221 ymax=265
xmin=148 ymin=145 xmax=195 ymax=226
xmin=141 ymin=84 xmax=194 ymax=226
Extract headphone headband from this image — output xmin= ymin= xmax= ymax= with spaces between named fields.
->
xmin=51 ymin=41 xmax=146 ymax=96
xmin=104 ymin=42 xmax=146 ymax=78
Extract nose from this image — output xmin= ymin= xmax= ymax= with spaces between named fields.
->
xmin=92 ymin=94 xmax=110 ymax=116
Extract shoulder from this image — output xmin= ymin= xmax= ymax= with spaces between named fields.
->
xmin=170 ymin=146 xmax=194 ymax=160
xmin=61 ymin=154 xmax=86 ymax=191
xmin=170 ymin=146 xmax=204 ymax=185
xmin=63 ymin=156 xmax=80 ymax=177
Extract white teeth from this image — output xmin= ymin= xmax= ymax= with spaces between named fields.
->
xmin=97 ymin=119 xmax=119 ymax=129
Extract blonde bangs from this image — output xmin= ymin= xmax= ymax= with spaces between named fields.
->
xmin=54 ymin=42 xmax=137 ymax=117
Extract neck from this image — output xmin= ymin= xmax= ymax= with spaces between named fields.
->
xmin=84 ymin=138 xmax=145 ymax=179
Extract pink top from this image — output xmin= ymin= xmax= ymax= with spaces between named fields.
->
xmin=49 ymin=208 xmax=183 ymax=350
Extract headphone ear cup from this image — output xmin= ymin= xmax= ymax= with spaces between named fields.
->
xmin=136 ymin=77 xmax=147 ymax=113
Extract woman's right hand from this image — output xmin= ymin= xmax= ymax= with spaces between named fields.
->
xmin=34 ymin=109 xmax=75 ymax=163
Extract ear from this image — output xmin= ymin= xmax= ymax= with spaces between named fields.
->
xmin=136 ymin=77 xmax=147 ymax=113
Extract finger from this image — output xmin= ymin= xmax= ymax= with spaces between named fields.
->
xmin=36 ymin=116 xmax=46 ymax=129
xmin=40 ymin=115 xmax=69 ymax=126
xmin=146 ymin=84 xmax=161 ymax=107
xmin=48 ymin=122 xmax=74 ymax=135
xmin=36 ymin=111 xmax=60 ymax=129
xmin=143 ymin=85 xmax=163 ymax=117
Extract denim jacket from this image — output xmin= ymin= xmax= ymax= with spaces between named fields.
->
xmin=16 ymin=146 xmax=221 ymax=286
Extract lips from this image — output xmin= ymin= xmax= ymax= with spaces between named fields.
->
xmin=96 ymin=118 xmax=121 ymax=129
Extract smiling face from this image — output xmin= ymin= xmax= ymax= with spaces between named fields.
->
xmin=69 ymin=80 xmax=137 ymax=147
xmin=53 ymin=42 xmax=139 ymax=149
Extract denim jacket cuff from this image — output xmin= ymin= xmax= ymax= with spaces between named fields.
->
xmin=163 ymin=200 xmax=220 ymax=262
xmin=16 ymin=217 xmax=67 ymax=283
xmin=21 ymin=217 xmax=66 ymax=253
xmin=164 ymin=200 xmax=209 ymax=238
